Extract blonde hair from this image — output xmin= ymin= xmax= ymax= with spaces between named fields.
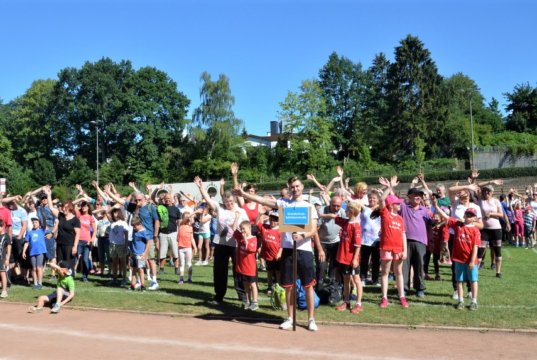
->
xmin=347 ymin=202 xmax=363 ymax=217
xmin=353 ymin=182 xmax=368 ymax=194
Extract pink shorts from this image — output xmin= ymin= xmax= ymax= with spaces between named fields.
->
xmin=380 ymin=250 xmax=404 ymax=261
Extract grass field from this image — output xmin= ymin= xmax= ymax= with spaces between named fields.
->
xmin=5 ymin=245 xmax=537 ymax=329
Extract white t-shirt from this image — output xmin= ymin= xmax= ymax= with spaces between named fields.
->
xmin=277 ymin=198 xmax=318 ymax=252
xmin=211 ymin=201 xmax=248 ymax=247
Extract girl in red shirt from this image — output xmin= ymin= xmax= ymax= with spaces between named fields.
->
xmin=378 ymin=176 xmax=408 ymax=309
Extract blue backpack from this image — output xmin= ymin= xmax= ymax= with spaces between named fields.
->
xmin=296 ymin=279 xmax=320 ymax=309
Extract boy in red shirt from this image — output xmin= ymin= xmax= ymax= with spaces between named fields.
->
xmin=234 ymin=218 xmax=259 ymax=310
xmin=323 ymin=202 xmax=364 ymax=313
xmin=256 ymin=210 xmax=282 ymax=295
xmin=378 ymin=176 xmax=408 ymax=309
xmin=432 ymin=197 xmax=481 ymax=310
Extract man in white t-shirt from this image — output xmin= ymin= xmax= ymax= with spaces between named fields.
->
xmin=234 ymin=176 xmax=321 ymax=332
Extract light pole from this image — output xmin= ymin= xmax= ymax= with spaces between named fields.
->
xmin=469 ymin=97 xmax=475 ymax=169
xmin=90 ymin=120 xmax=100 ymax=184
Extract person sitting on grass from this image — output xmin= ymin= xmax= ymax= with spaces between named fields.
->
xmin=322 ymin=202 xmax=364 ymax=314
xmin=28 ymin=260 xmax=75 ymax=314
xmin=432 ymin=196 xmax=481 ymax=310
xmin=233 ymin=218 xmax=259 ymax=311
xmin=129 ymin=216 xmax=152 ymax=291
xmin=23 ymin=218 xmax=50 ymax=290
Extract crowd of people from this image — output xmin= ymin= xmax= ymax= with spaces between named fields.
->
xmin=0 ymin=166 xmax=532 ymax=328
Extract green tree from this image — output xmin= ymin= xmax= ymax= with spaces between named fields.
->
xmin=278 ymin=80 xmax=335 ymax=175
xmin=190 ymin=72 xmax=243 ymax=177
xmin=318 ymin=52 xmax=369 ymax=160
xmin=505 ymin=83 xmax=537 ymax=132
xmin=384 ymin=35 xmax=446 ymax=162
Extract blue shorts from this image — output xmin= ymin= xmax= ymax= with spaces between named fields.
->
xmin=454 ymin=262 xmax=478 ymax=283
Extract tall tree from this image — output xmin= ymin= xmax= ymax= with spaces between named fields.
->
xmin=384 ymin=35 xmax=445 ymax=162
xmin=318 ymin=52 xmax=369 ymax=160
xmin=190 ymin=72 xmax=243 ymax=177
xmin=505 ymin=83 xmax=537 ymax=132
xmin=278 ymin=80 xmax=335 ymax=175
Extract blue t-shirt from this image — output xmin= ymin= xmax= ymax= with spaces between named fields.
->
xmin=125 ymin=202 xmax=158 ymax=234
xmin=130 ymin=229 xmax=152 ymax=256
xmin=11 ymin=207 xmax=28 ymax=237
xmin=25 ymin=228 xmax=48 ymax=256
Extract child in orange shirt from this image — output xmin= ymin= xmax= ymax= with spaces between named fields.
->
xmin=177 ymin=212 xmax=197 ymax=284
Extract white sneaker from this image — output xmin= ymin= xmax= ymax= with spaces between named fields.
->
xmin=467 ymin=291 xmax=473 ymax=299
xmin=195 ymin=261 xmax=202 ymax=266
xmin=452 ymin=291 xmax=459 ymax=300
xmin=51 ymin=303 xmax=61 ymax=314
xmin=279 ymin=317 xmax=293 ymax=330
xmin=0 ymin=290 xmax=8 ymax=298
xmin=134 ymin=281 xmax=141 ymax=290
xmin=308 ymin=318 xmax=318 ymax=332
xmin=148 ymin=281 xmax=159 ymax=291
xmin=202 ymin=260 xmax=209 ymax=266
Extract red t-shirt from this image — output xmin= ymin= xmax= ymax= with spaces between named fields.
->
xmin=234 ymin=230 xmax=257 ymax=276
xmin=379 ymin=207 xmax=405 ymax=253
xmin=0 ymin=207 xmax=12 ymax=231
xmin=447 ymin=218 xmax=481 ymax=264
xmin=242 ymin=204 xmax=259 ymax=225
xmin=256 ymin=222 xmax=281 ymax=261
xmin=335 ymin=217 xmax=362 ymax=265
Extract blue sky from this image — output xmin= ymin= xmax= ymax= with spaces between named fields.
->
xmin=1 ymin=0 xmax=535 ymax=136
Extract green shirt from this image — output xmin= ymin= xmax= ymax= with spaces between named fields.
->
xmin=58 ymin=274 xmax=75 ymax=292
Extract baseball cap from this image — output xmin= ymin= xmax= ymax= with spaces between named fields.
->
xmin=407 ymin=188 xmax=425 ymax=196
xmin=465 ymin=208 xmax=477 ymax=217
xmin=385 ymin=195 xmax=404 ymax=206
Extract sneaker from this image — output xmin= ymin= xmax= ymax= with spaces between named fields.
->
xmin=32 ymin=284 xmax=40 ymax=290
xmin=0 ymin=290 xmax=8 ymax=298
xmin=202 ymin=260 xmax=209 ymax=266
xmin=178 ymin=280 xmax=184 ymax=285
xmin=379 ymin=297 xmax=389 ymax=309
xmin=374 ymin=282 xmax=381 ymax=287
xmin=399 ymin=297 xmax=409 ymax=308
xmin=434 ymin=274 xmax=441 ymax=281
xmin=307 ymin=318 xmax=318 ymax=332
xmin=134 ymin=281 xmax=141 ymax=290
xmin=350 ymin=304 xmax=363 ymax=314
xmin=416 ymin=290 xmax=425 ymax=298
xmin=81 ymin=276 xmax=88 ymax=283
xmin=496 ymin=273 xmax=502 ymax=279
xmin=28 ymin=306 xmax=43 ymax=313
xmin=120 ymin=279 xmax=128 ymax=287
xmin=243 ymin=301 xmax=250 ymax=310
xmin=51 ymin=303 xmax=61 ymax=314
xmin=279 ymin=317 xmax=293 ymax=330
xmin=195 ymin=261 xmax=202 ymax=266
xmin=335 ymin=302 xmax=350 ymax=311
xmin=208 ymin=299 xmax=222 ymax=306
xmin=148 ymin=281 xmax=159 ymax=290
xmin=249 ymin=302 xmax=259 ymax=311
xmin=361 ymin=280 xmax=366 ymax=287
xmin=140 ymin=286 xmax=146 ymax=292
xmin=456 ymin=301 xmax=465 ymax=310
xmin=467 ymin=291 xmax=473 ymax=299
xmin=452 ymin=291 xmax=459 ymax=300
xmin=424 ymin=274 xmax=433 ymax=281
xmin=490 ymin=263 xmax=496 ymax=270
xmin=469 ymin=302 xmax=478 ymax=311
xmin=187 ymin=278 xmax=193 ymax=284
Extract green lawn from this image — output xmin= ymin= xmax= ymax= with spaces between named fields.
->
xmin=6 ymin=246 xmax=537 ymax=329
